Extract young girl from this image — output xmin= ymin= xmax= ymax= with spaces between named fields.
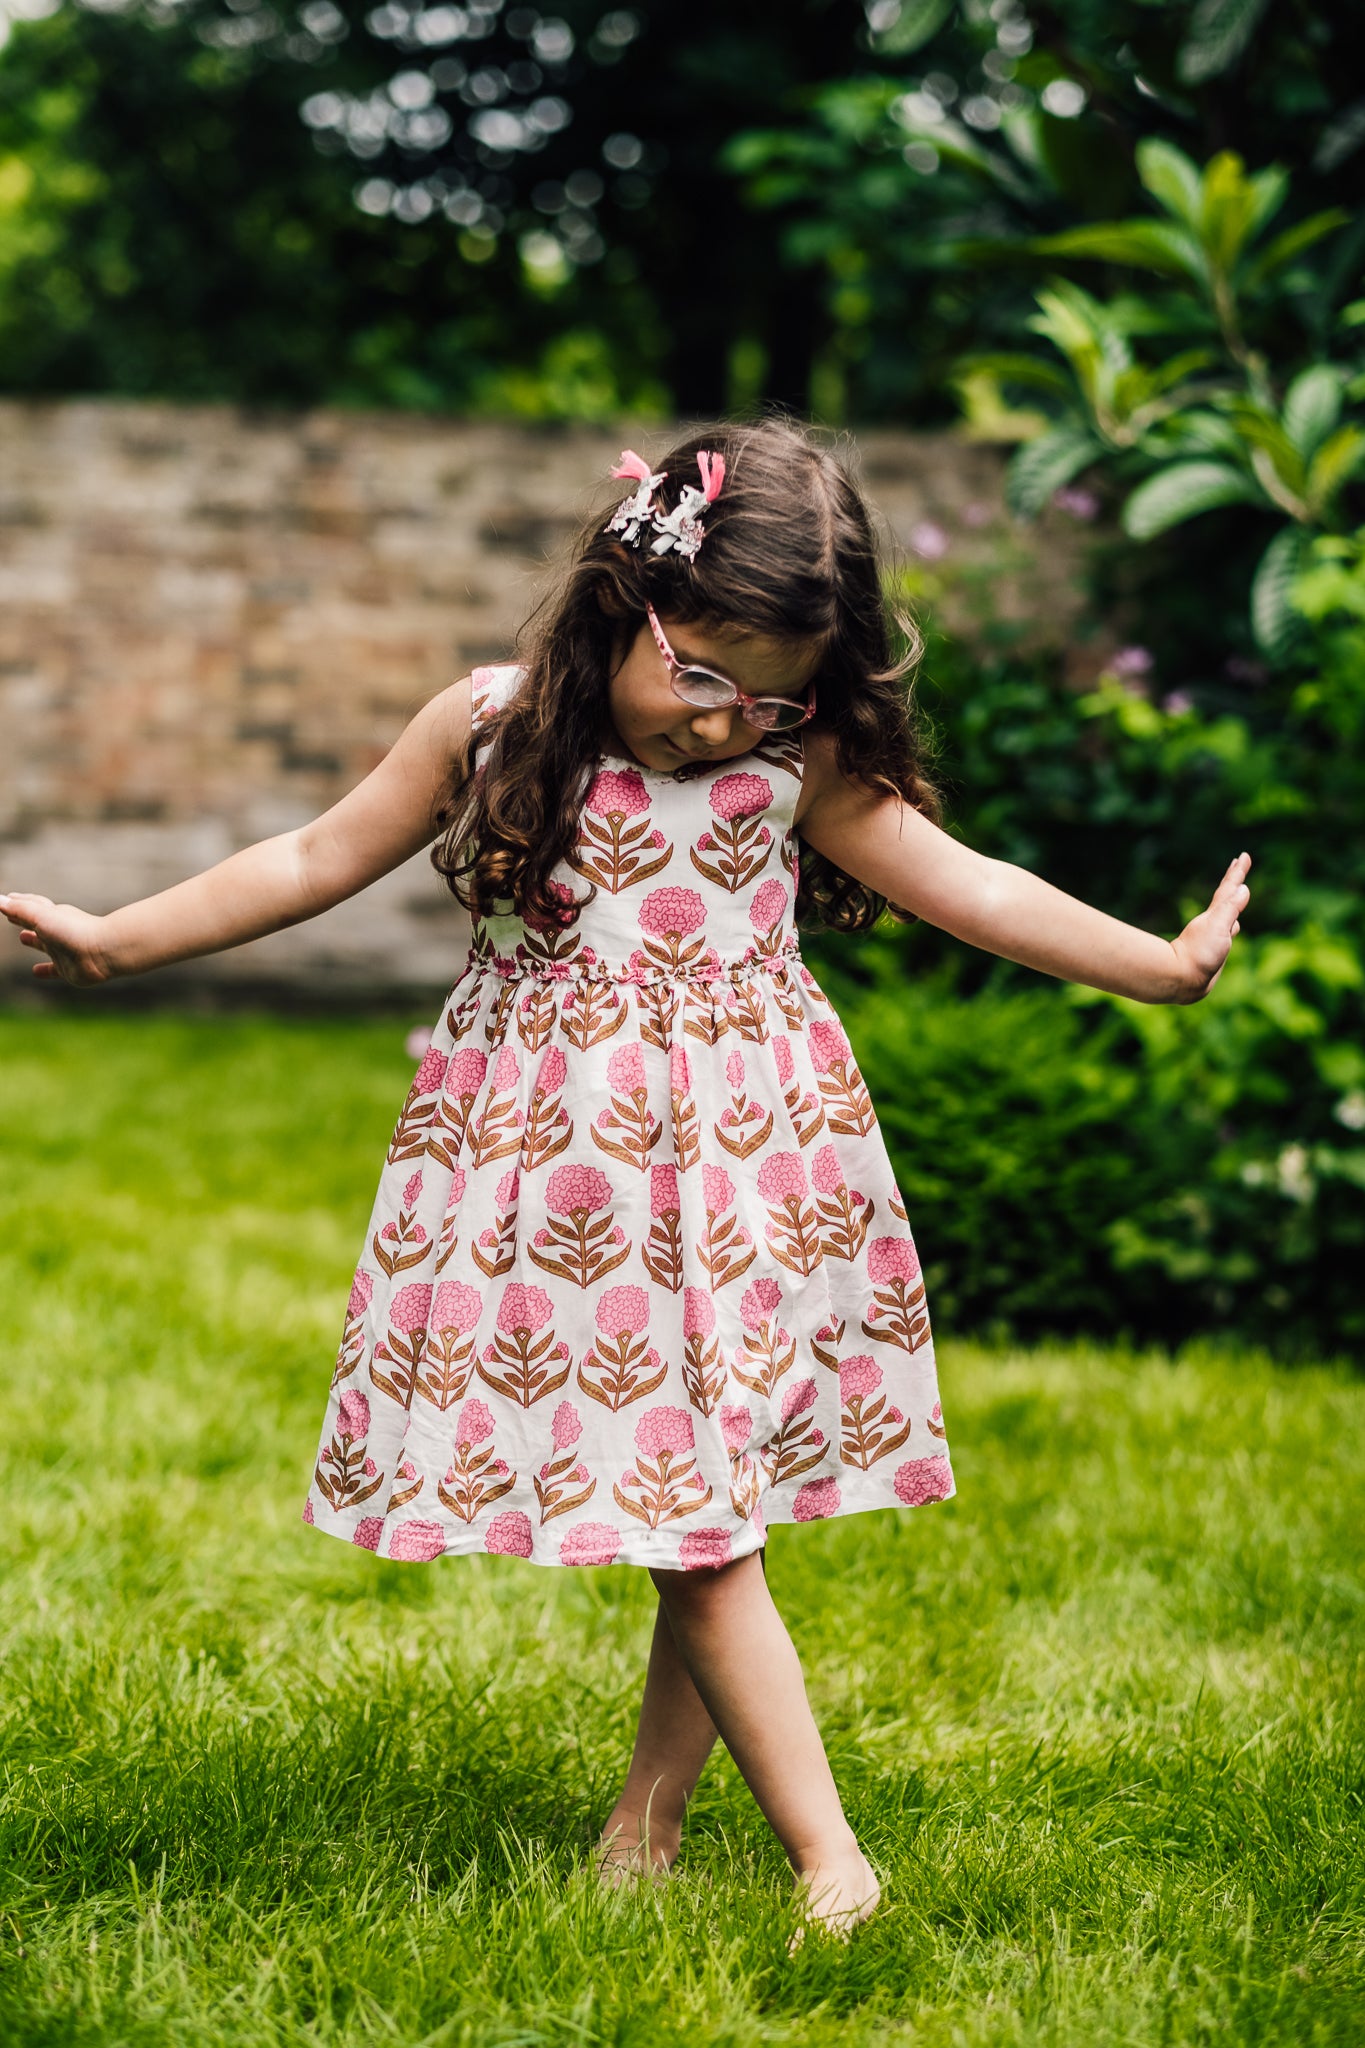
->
xmin=1 ymin=419 xmax=1250 ymax=1937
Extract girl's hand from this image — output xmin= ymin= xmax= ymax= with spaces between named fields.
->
xmin=1168 ymin=853 xmax=1252 ymax=1003
xmin=0 ymin=893 xmax=114 ymax=986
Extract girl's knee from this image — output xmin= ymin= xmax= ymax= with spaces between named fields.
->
xmin=649 ymin=1549 xmax=763 ymax=1609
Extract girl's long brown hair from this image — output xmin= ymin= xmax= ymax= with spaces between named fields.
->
xmin=432 ymin=417 xmax=938 ymax=931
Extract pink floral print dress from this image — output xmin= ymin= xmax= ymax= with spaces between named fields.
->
xmin=303 ymin=664 xmax=953 ymax=1568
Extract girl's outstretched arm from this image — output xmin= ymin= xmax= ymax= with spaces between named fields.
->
xmin=0 ymin=676 xmax=475 ymax=986
xmin=796 ymin=732 xmax=1250 ymax=1004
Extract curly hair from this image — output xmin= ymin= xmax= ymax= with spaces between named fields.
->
xmin=432 ymin=417 xmax=938 ymax=931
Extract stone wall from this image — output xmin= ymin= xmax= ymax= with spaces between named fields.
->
xmin=0 ymin=401 xmax=1089 ymax=1001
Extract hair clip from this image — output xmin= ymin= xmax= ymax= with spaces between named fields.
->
xmin=605 ymin=448 xmax=726 ymax=562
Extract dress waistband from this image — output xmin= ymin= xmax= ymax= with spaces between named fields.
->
xmin=462 ymin=936 xmax=803 ymax=988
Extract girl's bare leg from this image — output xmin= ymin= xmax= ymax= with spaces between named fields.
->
xmin=647 ymin=1551 xmax=879 ymax=1933
xmin=597 ymin=1600 xmax=719 ymax=1877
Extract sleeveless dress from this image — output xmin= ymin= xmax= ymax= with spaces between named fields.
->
xmin=302 ymin=665 xmax=953 ymax=1569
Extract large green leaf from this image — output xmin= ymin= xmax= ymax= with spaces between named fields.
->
xmin=1243 ymin=209 xmax=1350 ymax=287
xmin=1176 ymin=0 xmax=1272 ymax=85
xmin=1028 ymin=220 xmax=1205 ymax=285
xmin=871 ymin=0 xmax=955 ymax=56
xmin=1283 ymin=365 xmax=1343 ymax=460
xmin=1121 ymin=460 xmax=1262 ymax=540
xmin=952 ymin=351 xmax=1074 ymax=396
xmin=1250 ymin=524 xmax=1307 ymax=661
xmin=1005 ymin=425 xmax=1102 ymax=519
xmin=1306 ymin=425 xmax=1365 ymax=514
xmin=1135 ymin=140 xmax=1204 ymax=230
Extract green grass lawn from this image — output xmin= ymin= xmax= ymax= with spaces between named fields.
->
xmin=1 ymin=1010 xmax=1362 ymax=2047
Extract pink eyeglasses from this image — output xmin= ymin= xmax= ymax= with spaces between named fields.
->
xmin=645 ymin=604 xmax=817 ymax=732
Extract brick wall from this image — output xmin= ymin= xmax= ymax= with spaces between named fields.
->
xmin=0 ymin=401 xmax=1089 ymax=1002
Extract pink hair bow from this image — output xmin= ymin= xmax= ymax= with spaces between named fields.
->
xmin=696 ymin=450 xmax=725 ymax=503
xmin=611 ymin=449 xmax=664 ymax=485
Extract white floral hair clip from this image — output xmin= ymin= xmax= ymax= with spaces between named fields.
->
xmin=605 ymin=448 xmax=726 ymax=562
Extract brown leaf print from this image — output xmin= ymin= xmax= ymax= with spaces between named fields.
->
xmin=861 ymin=1238 xmax=931 ymax=1354
xmin=760 ymin=1377 xmax=830 ymax=1487
xmin=570 ymin=769 xmax=673 ymax=894
xmin=413 ymin=1279 xmax=483 ymax=1411
xmin=837 ymin=1355 xmax=914 ymax=1469
xmin=470 ymin=1165 xmax=521 ymax=1280
xmin=694 ymin=1163 xmax=756 ymax=1291
xmin=532 ymin=1400 xmax=598 ymax=1522
xmin=589 ymin=1042 xmax=663 ymax=1171
xmin=575 ymin=1286 xmax=668 ymax=1412
xmin=314 ymin=1388 xmax=386 ymax=1511
xmin=757 ymin=1151 xmax=824 ymax=1279
xmin=475 ymin=1283 xmax=573 ymax=1407
xmin=680 ymin=1288 xmax=726 ymax=1415
xmin=426 ymin=1046 xmax=488 ymax=1169
xmin=521 ymin=1045 xmax=575 ymax=1172
xmin=642 ymin=1165 xmax=685 ymax=1292
xmin=809 ymin=1144 xmax=873 ymax=1261
xmin=809 ymin=1021 xmax=876 ymax=1136
xmin=561 ymin=978 xmax=628 ymax=1052
xmin=515 ymin=980 xmax=559 ymax=1052
xmin=730 ymin=1277 xmax=798 ymax=1400
xmin=712 ymin=1047 xmax=774 ymax=1160
xmin=527 ymin=1164 xmax=632 ymax=1290
xmin=368 ymin=1281 xmax=432 ymax=1409
xmin=372 ymin=1171 xmax=431 ymax=1279
xmin=436 ymin=1396 xmax=517 ymax=1522
xmin=720 ymin=1401 xmax=763 ymax=1520
xmin=387 ymin=1044 xmax=451 ymax=1163
xmin=468 ymin=1045 xmax=524 ymax=1168
xmin=636 ymin=979 xmax=679 ymax=1051
xmin=612 ymin=1405 xmax=714 ymax=1529
xmin=330 ymin=1268 xmax=373 ymax=1388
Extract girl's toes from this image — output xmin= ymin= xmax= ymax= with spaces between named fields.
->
xmin=790 ymin=1852 xmax=881 ymax=1948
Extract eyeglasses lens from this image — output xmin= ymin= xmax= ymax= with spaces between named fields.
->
xmin=674 ymin=669 xmax=807 ymax=729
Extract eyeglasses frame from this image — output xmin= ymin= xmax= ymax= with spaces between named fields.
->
xmin=644 ymin=603 xmax=817 ymax=731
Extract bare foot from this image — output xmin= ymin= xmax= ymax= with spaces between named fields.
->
xmin=594 ymin=1812 xmax=680 ymax=1889
xmin=790 ymin=1850 xmax=881 ymax=1946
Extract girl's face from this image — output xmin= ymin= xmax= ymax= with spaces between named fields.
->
xmin=605 ymin=614 xmax=822 ymax=775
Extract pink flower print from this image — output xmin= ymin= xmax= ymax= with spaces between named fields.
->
xmin=413 ymin=1045 xmax=449 ymax=1096
xmin=757 ymin=1151 xmax=807 ymax=1203
xmin=546 ymin=1163 xmax=613 ymax=1216
xmin=347 ymin=1268 xmax=374 ymax=1317
xmin=679 ymin=1527 xmax=734 ymax=1570
xmin=560 ymin=1521 xmax=622 ymax=1566
xmin=702 ymin=1163 xmax=736 ymax=1214
xmin=431 ymin=1280 xmax=481 ymax=1334
xmin=388 ymin=1519 xmax=447 ymax=1561
xmin=496 ymin=1282 xmax=553 ymax=1335
xmin=607 ymin=1043 xmax=647 ymax=1094
xmin=551 ymin=1400 xmax=583 ymax=1451
xmin=772 ymin=1036 xmax=794 ymax=1084
xmin=535 ymin=1046 xmax=567 ymax=1095
xmin=352 ymin=1516 xmax=384 ymax=1551
xmin=720 ymin=1402 xmax=753 ymax=1450
xmin=931 ymin=1401 xmax=942 ymax=1422
xmin=389 ymin=1283 xmax=433 ymax=1334
xmin=634 ymin=1405 xmax=696 ymax=1460
xmin=362 ymin=1456 xmax=378 ymax=1477
xmin=749 ymin=879 xmax=787 ymax=932
xmin=740 ymin=1276 xmax=782 ymax=1323
xmin=811 ymin=1144 xmax=846 ymax=1196
xmin=792 ymin=1477 xmax=842 ymax=1522
xmin=454 ymin=1396 xmax=496 ymax=1446
xmin=337 ymin=1389 xmax=371 ymax=1441
xmin=596 ymin=1284 xmax=650 ymax=1336
xmin=302 ymin=1497 xmax=315 ymax=1525
xmin=495 ymin=1167 xmax=519 ymax=1206
xmin=867 ymin=1237 xmax=921 ymax=1286
xmin=669 ymin=1042 xmax=692 ymax=1092
xmin=485 ymin=1510 xmax=534 ymax=1557
xmin=492 ymin=1046 xmax=519 ymax=1091
xmin=725 ymin=1049 xmax=745 ymax=1089
xmin=586 ymin=767 xmax=649 ymax=818
xmin=682 ymin=1287 xmax=715 ymax=1338
xmin=638 ymin=886 xmax=706 ymax=939
xmin=398 ymin=1459 xmax=417 ymax=1481
xmin=650 ymin=1164 xmax=680 ymax=1217
xmin=710 ymin=771 xmax=771 ymax=821
xmin=448 ymin=1164 xmax=468 ymax=1205
xmin=893 ymin=1455 xmax=953 ymax=1507
xmin=839 ymin=1355 xmax=883 ymax=1402
xmin=650 ymin=828 xmax=666 ymax=848
xmin=780 ymin=1376 xmax=818 ymax=1422
xmin=807 ymin=1020 xmax=852 ymax=1075
xmin=698 ymin=830 xmax=716 ymax=852
xmin=448 ymin=1047 xmax=488 ymax=1095
xmin=402 ymin=1171 xmax=424 ymax=1209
